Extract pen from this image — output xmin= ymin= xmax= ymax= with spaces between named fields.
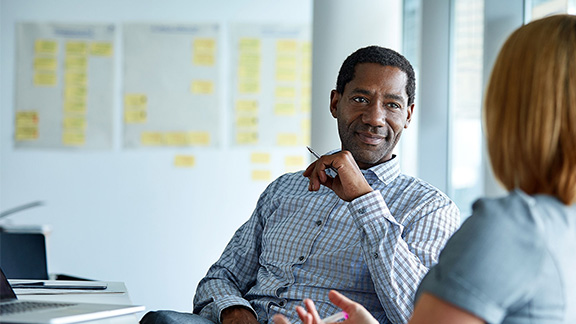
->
xmin=306 ymin=146 xmax=338 ymax=174
xmin=321 ymin=311 xmax=348 ymax=323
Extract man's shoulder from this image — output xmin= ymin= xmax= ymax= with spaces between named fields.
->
xmin=395 ymin=173 xmax=453 ymax=202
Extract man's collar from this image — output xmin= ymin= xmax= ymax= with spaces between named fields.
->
xmin=325 ymin=149 xmax=401 ymax=185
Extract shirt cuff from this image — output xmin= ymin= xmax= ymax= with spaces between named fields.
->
xmin=214 ymin=296 xmax=257 ymax=323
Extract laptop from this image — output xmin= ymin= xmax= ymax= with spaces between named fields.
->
xmin=0 ymin=267 xmax=145 ymax=324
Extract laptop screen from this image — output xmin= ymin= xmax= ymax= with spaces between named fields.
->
xmin=0 ymin=267 xmax=18 ymax=301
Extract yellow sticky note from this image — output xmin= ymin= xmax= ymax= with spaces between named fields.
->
xmin=90 ymin=42 xmax=113 ymax=56
xmin=277 ymin=40 xmax=298 ymax=52
xmin=239 ymin=38 xmax=261 ymax=52
xmin=285 ymin=155 xmax=304 ymax=168
xmin=124 ymin=109 xmax=147 ymax=123
xmin=237 ymin=131 xmax=258 ymax=145
xmin=238 ymin=80 xmax=260 ymax=94
xmin=16 ymin=111 xmax=39 ymax=126
xmin=65 ymin=56 xmax=88 ymax=70
xmin=276 ymin=55 xmax=297 ymax=69
xmin=35 ymin=39 xmax=58 ymax=55
xmin=66 ymin=41 xmax=87 ymax=56
xmin=251 ymin=152 xmax=270 ymax=164
xmin=63 ymin=99 xmax=87 ymax=113
xmin=236 ymin=100 xmax=258 ymax=113
xmin=274 ymin=102 xmax=295 ymax=116
xmin=174 ymin=155 xmax=196 ymax=168
xmin=301 ymin=98 xmax=311 ymax=113
xmin=194 ymin=38 xmax=216 ymax=51
xmin=141 ymin=132 xmax=163 ymax=146
xmin=188 ymin=132 xmax=211 ymax=145
xmin=62 ymin=132 xmax=85 ymax=146
xmin=164 ymin=132 xmax=190 ymax=146
xmin=193 ymin=53 xmax=215 ymax=66
xmin=277 ymin=133 xmax=298 ymax=146
xmin=62 ymin=116 xmax=87 ymax=130
xmin=15 ymin=127 xmax=39 ymax=141
xmin=238 ymin=65 xmax=260 ymax=78
xmin=275 ymin=68 xmax=297 ymax=82
xmin=34 ymin=57 xmax=58 ymax=71
xmin=251 ymin=169 xmax=271 ymax=181
xmin=236 ymin=116 xmax=258 ymax=128
xmin=34 ymin=72 xmax=57 ymax=86
xmin=191 ymin=80 xmax=214 ymax=94
xmin=239 ymin=52 xmax=260 ymax=67
xmin=65 ymin=72 xmax=87 ymax=86
xmin=275 ymin=86 xmax=295 ymax=98
xmin=124 ymin=94 xmax=147 ymax=108
xmin=64 ymin=86 xmax=88 ymax=99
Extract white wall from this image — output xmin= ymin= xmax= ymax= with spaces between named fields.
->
xmin=0 ymin=0 xmax=312 ymax=312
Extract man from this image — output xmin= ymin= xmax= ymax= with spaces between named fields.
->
xmin=141 ymin=46 xmax=460 ymax=324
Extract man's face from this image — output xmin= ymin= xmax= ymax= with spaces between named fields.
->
xmin=330 ymin=63 xmax=414 ymax=169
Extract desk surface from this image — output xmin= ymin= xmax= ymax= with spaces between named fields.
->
xmin=12 ymin=280 xmax=144 ymax=324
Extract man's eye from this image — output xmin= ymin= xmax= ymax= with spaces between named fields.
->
xmin=352 ymin=97 xmax=368 ymax=103
xmin=386 ymin=102 xmax=401 ymax=109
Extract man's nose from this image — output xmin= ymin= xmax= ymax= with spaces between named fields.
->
xmin=361 ymin=102 xmax=386 ymax=127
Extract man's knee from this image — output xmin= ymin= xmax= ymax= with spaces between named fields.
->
xmin=140 ymin=310 xmax=215 ymax=324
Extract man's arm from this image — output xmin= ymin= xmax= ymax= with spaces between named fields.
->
xmin=304 ymin=151 xmax=459 ymax=323
xmin=193 ymin=191 xmax=272 ymax=323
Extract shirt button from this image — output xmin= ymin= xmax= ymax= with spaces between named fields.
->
xmin=373 ymin=252 xmax=379 ymax=259
xmin=279 ymin=300 xmax=286 ymax=307
xmin=358 ymin=208 xmax=367 ymax=214
xmin=315 ymin=220 xmax=322 ymax=226
xmin=299 ymin=256 xmax=305 ymax=261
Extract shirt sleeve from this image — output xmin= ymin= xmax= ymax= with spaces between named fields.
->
xmin=415 ymin=194 xmax=546 ymax=323
xmin=192 ymin=189 xmax=271 ymax=323
xmin=348 ymin=190 xmax=460 ymax=324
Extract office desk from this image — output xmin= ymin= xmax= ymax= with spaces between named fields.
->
xmin=12 ymin=280 xmax=144 ymax=324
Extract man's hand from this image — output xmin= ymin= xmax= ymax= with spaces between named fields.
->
xmin=221 ymin=306 xmax=258 ymax=324
xmin=303 ymin=150 xmax=372 ymax=202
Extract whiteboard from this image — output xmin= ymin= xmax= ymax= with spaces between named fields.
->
xmin=0 ymin=0 xmax=312 ymax=312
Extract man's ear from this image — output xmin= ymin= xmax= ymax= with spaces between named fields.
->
xmin=404 ymin=103 xmax=415 ymax=128
xmin=330 ymin=90 xmax=340 ymax=118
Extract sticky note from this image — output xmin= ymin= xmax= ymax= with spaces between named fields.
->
xmin=194 ymin=38 xmax=216 ymax=51
xmin=63 ymin=99 xmax=87 ymax=113
xmin=238 ymin=80 xmax=260 ymax=94
xmin=193 ymin=53 xmax=215 ymax=66
xmin=251 ymin=152 xmax=270 ymax=164
xmin=65 ymin=72 xmax=87 ymax=86
xmin=251 ymin=169 xmax=271 ymax=181
xmin=62 ymin=116 xmax=87 ymax=130
xmin=35 ymin=39 xmax=58 ymax=55
xmin=15 ymin=111 xmax=39 ymax=126
xmin=64 ymin=86 xmax=88 ymax=99
xmin=15 ymin=127 xmax=39 ymax=141
xmin=276 ymin=55 xmax=297 ymax=69
xmin=65 ymin=56 xmax=88 ymax=70
xmin=275 ymin=68 xmax=297 ymax=82
xmin=274 ymin=102 xmax=296 ymax=116
xmin=191 ymin=80 xmax=214 ymax=94
xmin=164 ymin=132 xmax=190 ymax=146
xmin=62 ymin=132 xmax=85 ymax=146
xmin=174 ymin=155 xmax=196 ymax=168
xmin=236 ymin=100 xmax=258 ymax=113
xmin=236 ymin=116 xmax=258 ymax=128
xmin=141 ymin=132 xmax=163 ymax=146
xmin=90 ymin=42 xmax=113 ymax=56
xmin=34 ymin=57 xmax=58 ymax=71
xmin=193 ymin=38 xmax=216 ymax=66
xmin=34 ymin=72 xmax=57 ymax=86
xmin=277 ymin=133 xmax=298 ymax=146
xmin=237 ymin=131 xmax=258 ymax=145
xmin=277 ymin=40 xmax=298 ymax=52
xmin=188 ymin=132 xmax=211 ymax=145
xmin=124 ymin=109 xmax=147 ymax=123
xmin=66 ymin=41 xmax=88 ymax=56
xmin=124 ymin=94 xmax=147 ymax=108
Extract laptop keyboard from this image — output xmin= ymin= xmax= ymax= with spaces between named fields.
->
xmin=0 ymin=301 xmax=76 ymax=315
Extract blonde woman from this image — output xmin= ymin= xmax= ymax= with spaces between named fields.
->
xmin=275 ymin=14 xmax=576 ymax=324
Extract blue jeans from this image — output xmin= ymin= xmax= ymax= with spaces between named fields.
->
xmin=140 ymin=311 xmax=215 ymax=324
